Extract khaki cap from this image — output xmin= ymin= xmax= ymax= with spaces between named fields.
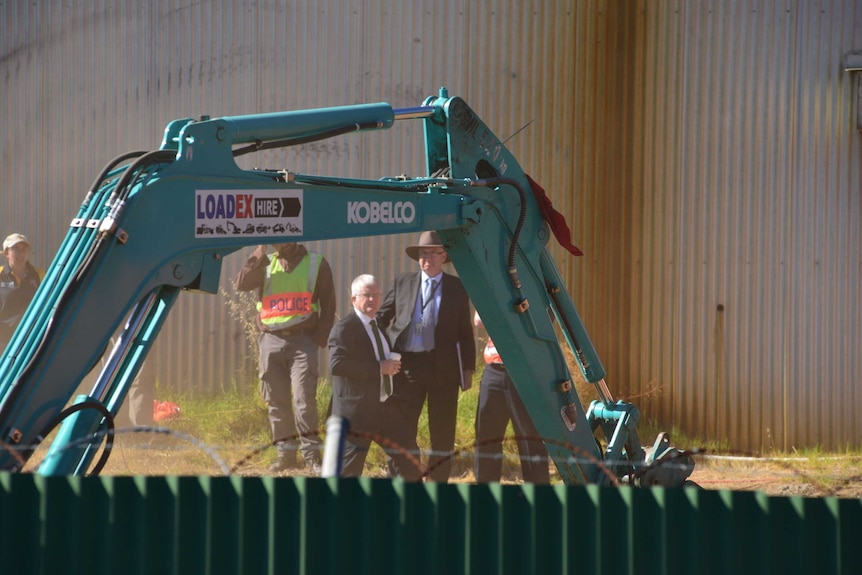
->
xmin=3 ymin=233 xmax=30 ymax=251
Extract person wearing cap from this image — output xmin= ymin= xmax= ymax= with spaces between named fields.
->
xmin=0 ymin=233 xmax=45 ymax=350
xmin=377 ymin=230 xmax=475 ymax=482
xmin=236 ymin=242 xmax=336 ymax=475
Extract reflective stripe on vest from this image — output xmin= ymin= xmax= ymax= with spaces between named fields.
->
xmin=257 ymin=252 xmax=321 ymax=331
xmin=483 ymin=339 xmax=502 ymax=365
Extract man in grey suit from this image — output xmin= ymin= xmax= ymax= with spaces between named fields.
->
xmin=328 ymin=274 xmax=419 ymax=478
xmin=377 ymin=231 xmax=475 ymax=482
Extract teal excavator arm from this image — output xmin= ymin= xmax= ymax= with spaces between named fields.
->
xmin=0 ymin=88 xmax=694 ymax=485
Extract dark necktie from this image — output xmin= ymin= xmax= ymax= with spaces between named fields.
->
xmin=370 ymin=319 xmax=392 ymax=397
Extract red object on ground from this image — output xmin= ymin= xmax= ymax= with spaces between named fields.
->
xmin=153 ymin=400 xmax=181 ymax=422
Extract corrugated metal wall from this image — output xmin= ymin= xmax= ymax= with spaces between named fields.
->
xmin=2 ymin=473 xmax=861 ymax=575
xmin=0 ymin=2 xmax=591 ymax=394
xmin=619 ymin=1 xmax=862 ymax=452
xmin=3 ymin=1 xmax=862 ymax=452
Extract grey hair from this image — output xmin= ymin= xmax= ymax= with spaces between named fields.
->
xmin=350 ymin=274 xmax=378 ymax=296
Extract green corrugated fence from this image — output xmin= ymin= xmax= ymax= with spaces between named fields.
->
xmin=1 ymin=472 xmax=860 ymax=575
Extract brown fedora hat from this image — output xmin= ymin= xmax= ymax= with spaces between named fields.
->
xmin=405 ymin=230 xmax=450 ymax=263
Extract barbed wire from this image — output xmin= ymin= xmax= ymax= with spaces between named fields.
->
xmin=13 ymin=425 xmax=862 ymax=497
xmin=17 ymin=425 xmax=694 ymax=485
xmin=21 ymin=426 xmax=232 ymax=476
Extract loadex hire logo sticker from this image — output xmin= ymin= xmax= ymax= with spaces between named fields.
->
xmin=195 ymin=189 xmax=303 ymax=237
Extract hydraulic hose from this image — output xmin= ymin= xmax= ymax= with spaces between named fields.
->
xmin=232 ymin=121 xmax=384 ymax=157
xmin=84 ymin=150 xmax=148 ymax=203
xmin=0 ymin=150 xmax=174 ymax=450
xmin=36 ymin=399 xmax=115 ymax=476
xmin=470 ymin=176 xmax=528 ymax=291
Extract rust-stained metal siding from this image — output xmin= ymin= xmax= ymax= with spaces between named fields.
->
xmin=619 ymin=1 xmax=862 ymax=452
xmin=3 ymin=1 xmax=862 ymax=453
xmin=0 ymin=0 xmax=587 ymax=391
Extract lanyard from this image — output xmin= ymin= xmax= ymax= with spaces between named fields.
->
xmin=419 ymin=278 xmax=440 ymax=319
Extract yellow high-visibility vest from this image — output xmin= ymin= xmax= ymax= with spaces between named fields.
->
xmin=256 ymin=252 xmax=321 ymax=331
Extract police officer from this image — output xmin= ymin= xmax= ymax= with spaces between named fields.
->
xmin=236 ymin=243 xmax=336 ymax=474
xmin=473 ymin=311 xmax=549 ymax=484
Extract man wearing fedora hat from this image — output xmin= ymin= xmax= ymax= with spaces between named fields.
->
xmin=377 ymin=230 xmax=475 ymax=482
xmin=0 ymin=233 xmax=45 ymax=351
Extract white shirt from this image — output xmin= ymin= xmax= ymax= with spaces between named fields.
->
xmin=355 ymin=309 xmax=390 ymax=360
xmin=355 ymin=309 xmax=392 ymax=401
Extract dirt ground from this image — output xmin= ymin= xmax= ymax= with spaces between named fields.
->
xmin=26 ymin=430 xmax=861 ymax=499
xmin=687 ymin=454 xmax=862 ymax=499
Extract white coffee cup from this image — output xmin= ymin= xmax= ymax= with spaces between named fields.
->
xmin=388 ymin=352 xmax=401 ymax=361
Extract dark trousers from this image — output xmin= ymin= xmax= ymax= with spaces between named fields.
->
xmin=258 ymin=332 xmax=321 ymax=463
xmin=340 ymin=401 xmax=422 ymax=480
xmin=392 ymin=351 xmax=459 ymax=482
xmin=474 ymin=363 xmax=550 ymax=484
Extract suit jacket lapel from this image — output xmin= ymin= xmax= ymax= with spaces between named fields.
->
xmin=355 ymin=311 xmax=393 ymax=358
xmin=404 ymin=272 xmax=421 ymax=316
xmin=435 ymin=273 xmax=450 ymax=319
xmin=348 ymin=313 xmax=375 ymax=356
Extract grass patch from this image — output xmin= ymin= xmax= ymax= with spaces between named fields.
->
xmin=164 ymin=380 xmax=272 ymax=447
xmin=152 ymin=368 xmax=528 ymax=478
xmin=104 ymin=374 xmax=862 ymax=498
xmin=153 ymin=369 xmax=686 ymax=480
xmin=147 ymin=368 xmax=632 ymax=482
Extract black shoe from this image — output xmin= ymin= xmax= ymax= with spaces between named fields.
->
xmin=269 ymin=456 xmax=302 ymax=473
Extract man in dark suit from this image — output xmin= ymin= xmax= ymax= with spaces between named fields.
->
xmin=328 ymin=274 xmax=420 ymax=478
xmin=377 ymin=231 xmax=475 ymax=482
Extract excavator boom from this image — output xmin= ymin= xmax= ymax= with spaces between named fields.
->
xmin=0 ymin=88 xmax=693 ymax=486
